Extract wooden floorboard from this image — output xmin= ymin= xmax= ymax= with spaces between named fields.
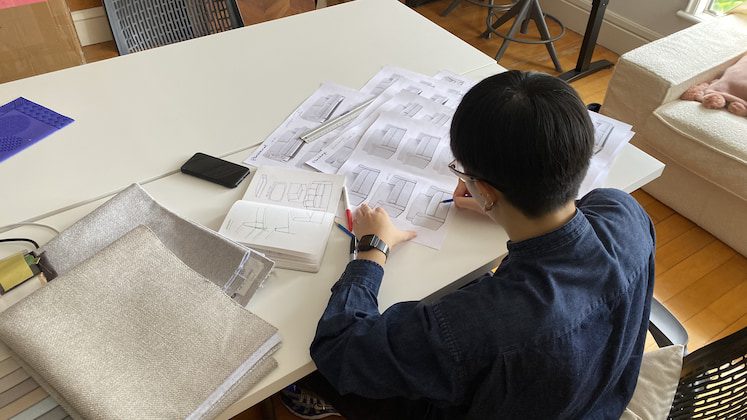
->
xmin=78 ymin=1 xmax=746 ymax=418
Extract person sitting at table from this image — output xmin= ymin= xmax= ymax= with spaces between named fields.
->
xmin=280 ymin=70 xmax=655 ymax=419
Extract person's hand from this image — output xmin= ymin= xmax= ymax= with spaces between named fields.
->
xmin=354 ymin=204 xmax=416 ymax=248
xmin=453 ymin=180 xmax=485 ymax=215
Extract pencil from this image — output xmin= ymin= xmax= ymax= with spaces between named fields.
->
xmin=336 ymin=222 xmax=355 ymax=239
xmin=441 ymin=198 xmax=454 ymax=203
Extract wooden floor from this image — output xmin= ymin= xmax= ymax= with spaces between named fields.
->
xmin=81 ymin=1 xmax=747 ymax=418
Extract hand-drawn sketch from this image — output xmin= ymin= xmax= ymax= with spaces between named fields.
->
xmin=406 ymin=187 xmax=452 ymax=230
xmin=363 ymin=124 xmax=406 ymax=159
xmin=254 ymin=177 xmax=333 ymax=212
xmin=223 ymin=206 xmax=327 ymax=241
xmin=347 ymin=165 xmax=380 ymax=205
xmin=369 ymin=175 xmax=417 ymax=217
xmin=263 ymin=126 xmax=308 ymax=162
xmin=301 ymin=94 xmax=344 ymax=123
xmin=398 ymin=133 xmax=441 ymax=169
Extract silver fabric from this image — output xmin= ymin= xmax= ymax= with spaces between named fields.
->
xmin=39 ymin=184 xmax=273 ymax=305
xmin=0 ymin=226 xmax=280 ymax=419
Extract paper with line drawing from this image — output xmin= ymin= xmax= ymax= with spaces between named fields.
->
xmin=242 ymin=165 xmax=344 ymax=214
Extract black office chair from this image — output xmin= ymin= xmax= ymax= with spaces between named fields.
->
xmin=103 ymin=0 xmax=244 ymax=55
xmin=649 ymin=299 xmax=747 ymax=419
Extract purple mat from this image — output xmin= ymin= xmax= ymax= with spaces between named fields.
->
xmin=0 ymin=97 xmax=74 ymax=163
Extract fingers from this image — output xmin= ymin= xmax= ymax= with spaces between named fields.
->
xmin=453 ymin=180 xmax=471 ymax=198
xmin=402 ymin=230 xmax=417 ymax=241
xmin=454 ymin=196 xmax=484 ymax=214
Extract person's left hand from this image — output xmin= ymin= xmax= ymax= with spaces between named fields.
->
xmin=354 ymin=204 xmax=416 ymax=248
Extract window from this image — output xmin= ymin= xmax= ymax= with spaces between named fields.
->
xmin=680 ymin=0 xmax=745 ymax=22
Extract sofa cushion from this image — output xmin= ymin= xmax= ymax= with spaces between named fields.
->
xmin=645 ymin=100 xmax=747 ymax=200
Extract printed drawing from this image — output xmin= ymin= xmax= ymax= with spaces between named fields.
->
xmin=398 ymin=133 xmax=440 ymax=169
xmin=395 ymin=102 xmax=424 ymax=118
xmin=593 ymin=119 xmax=613 ymax=155
xmin=422 ymin=112 xmax=450 ymax=127
xmin=347 ymin=165 xmax=380 ymax=205
xmin=369 ymin=175 xmax=417 ymax=218
xmin=325 ymin=135 xmax=359 ymax=169
xmin=254 ymin=178 xmax=334 ymax=211
xmin=264 ymin=126 xmax=308 ymax=162
xmin=364 ymin=124 xmax=407 ymax=159
xmin=301 ymin=94 xmax=344 ymax=123
xmin=370 ymin=76 xmax=398 ymax=97
xmin=224 ymin=207 xmax=326 ymax=241
xmin=434 ymin=148 xmax=454 ymax=176
xmin=406 ymin=186 xmax=451 ymax=230
xmin=296 ymin=137 xmax=332 ymax=169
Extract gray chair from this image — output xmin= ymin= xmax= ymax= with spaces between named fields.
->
xmin=103 ymin=0 xmax=243 ymax=55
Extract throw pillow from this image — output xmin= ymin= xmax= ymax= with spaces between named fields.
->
xmin=620 ymin=344 xmax=684 ymax=420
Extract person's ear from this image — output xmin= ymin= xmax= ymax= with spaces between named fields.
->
xmin=474 ymin=180 xmax=501 ymax=212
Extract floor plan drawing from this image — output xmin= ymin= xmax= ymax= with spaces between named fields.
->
xmin=364 ymin=124 xmax=407 ymax=159
xmin=348 ymin=165 xmax=380 ymax=205
xmin=406 ymin=187 xmax=452 ymax=230
xmin=263 ymin=126 xmax=308 ymax=162
xmin=369 ymin=175 xmax=417 ymax=217
xmin=398 ymin=133 xmax=441 ymax=169
xmin=301 ymin=94 xmax=344 ymax=123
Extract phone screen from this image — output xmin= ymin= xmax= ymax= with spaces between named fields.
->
xmin=180 ymin=153 xmax=251 ymax=188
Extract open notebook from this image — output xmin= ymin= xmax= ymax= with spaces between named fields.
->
xmin=219 ymin=166 xmax=345 ymax=272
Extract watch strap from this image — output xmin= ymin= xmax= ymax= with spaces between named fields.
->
xmin=357 ymin=234 xmax=390 ymax=260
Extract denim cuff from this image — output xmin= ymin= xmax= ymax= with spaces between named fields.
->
xmin=333 ymin=259 xmax=384 ymax=295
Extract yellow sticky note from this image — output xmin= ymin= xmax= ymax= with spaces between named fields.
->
xmin=0 ymin=252 xmax=33 ymax=292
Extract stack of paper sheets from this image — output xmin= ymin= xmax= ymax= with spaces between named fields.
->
xmin=0 ymin=226 xmax=280 ymax=419
xmin=244 ymin=66 xmax=633 ymax=250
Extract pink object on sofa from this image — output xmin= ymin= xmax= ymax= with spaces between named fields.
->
xmin=681 ymin=54 xmax=747 ymax=116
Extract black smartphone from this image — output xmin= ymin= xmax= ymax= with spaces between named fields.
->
xmin=180 ymin=152 xmax=251 ymax=188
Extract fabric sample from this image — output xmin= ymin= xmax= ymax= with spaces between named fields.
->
xmin=0 ymin=98 xmax=73 ymax=163
xmin=40 ymin=183 xmax=274 ymax=306
xmin=0 ymin=226 xmax=280 ymax=419
xmin=621 ymin=344 xmax=684 ymax=420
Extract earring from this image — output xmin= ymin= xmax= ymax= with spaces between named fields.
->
xmin=483 ymin=201 xmax=495 ymax=212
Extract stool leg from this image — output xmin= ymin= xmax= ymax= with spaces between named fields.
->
xmin=440 ymin=0 xmax=462 ymax=17
xmin=481 ymin=0 xmax=523 ymax=38
xmin=531 ymin=0 xmax=563 ymax=72
xmin=494 ymin=0 xmax=533 ymax=62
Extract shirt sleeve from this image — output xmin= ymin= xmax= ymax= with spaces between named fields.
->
xmin=310 ymin=259 xmax=467 ymax=405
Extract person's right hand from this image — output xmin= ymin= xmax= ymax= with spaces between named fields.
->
xmin=452 ymin=180 xmax=485 ymax=215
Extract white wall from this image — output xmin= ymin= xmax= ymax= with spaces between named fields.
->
xmin=541 ymin=0 xmax=695 ymax=54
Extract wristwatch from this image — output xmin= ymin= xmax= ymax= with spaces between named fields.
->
xmin=356 ymin=234 xmax=390 ymax=260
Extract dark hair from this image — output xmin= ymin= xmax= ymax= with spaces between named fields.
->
xmin=450 ymin=71 xmax=594 ymax=218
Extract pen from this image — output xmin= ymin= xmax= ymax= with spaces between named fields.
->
xmin=336 ymin=222 xmax=355 ymax=239
xmin=349 ymin=236 xmax=357 ymax=262
xmin=342 ymin=186 xmax=354 ymax=232
xmin=441 ymin=198 xmax=454 ymax=203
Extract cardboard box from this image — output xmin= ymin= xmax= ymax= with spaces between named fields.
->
xmin=0 ymin=0 xmax=85 ymax=83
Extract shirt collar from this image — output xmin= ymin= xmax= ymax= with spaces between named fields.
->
xmin=506 ymin=210 xmax=589 ymax=257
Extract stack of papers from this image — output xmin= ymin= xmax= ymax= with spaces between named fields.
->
xmin=243 ymin=66 xmax=634 ymax=250
xmin=219 ymin=166 xmax=345 ymax=272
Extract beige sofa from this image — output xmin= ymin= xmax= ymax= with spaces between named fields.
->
xmin=603 ymin=13 xmax=747 ymax=256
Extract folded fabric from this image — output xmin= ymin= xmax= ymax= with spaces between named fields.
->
xmin=39 ymin=183 xmax=273 ymax=306
xmin=0 ymin=226 xmax=281 ymax=419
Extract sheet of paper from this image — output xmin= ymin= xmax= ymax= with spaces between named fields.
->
xmin=578 ymin=111 xmax=635 ymax=197
xmin=219 ymin=201 xmax=335 ymax=258
xmin=244 ymin=82 xmax=372 ymax=170
xmin=336 ymin=112 xmax=459 ymax=249
xmin=307 ymin=90 xmax=456 ymax=174
xmin=243 ymin=166 xmax=345 ymax=215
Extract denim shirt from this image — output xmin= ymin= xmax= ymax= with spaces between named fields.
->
xmin=310 ymin=189 xmax=655 ymax=419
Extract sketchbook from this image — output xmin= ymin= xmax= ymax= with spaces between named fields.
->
xmin=219 ymin=166 xmax=345 ymax=272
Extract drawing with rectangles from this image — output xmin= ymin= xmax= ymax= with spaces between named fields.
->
xmin=593 ymin=119 xmax=613 ymax=155
xmin=395 ymin=102 xmax=424 ymax=117
xmin=263 ymin=126 xmax=308 ymax=162
xmin=301 ymin=94 xmax=344 ymax=123
xmin=407 ymin=187 xmax=452 ymax=230
xmin=398 ymin=133 xmax=440 ymax=169
xmin=254 ymin=177 xmax=333 ymax=212
xmin=347 ymin=165 xmax=380 ymax=205
xmin=369 ymin=175 xmax=417 ymax=217
xmin=434 ymin=148 xmax=455 ymax=176
xmin=325 ymin=133 xmax=361 ymax=169
xmin=422 ymin=112 xmax=451 ymax=127
xmin=364 ymin=124 xmax=406 ymax=159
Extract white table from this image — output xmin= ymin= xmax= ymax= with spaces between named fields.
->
xmin=0 ymin=3 xmax=665 ymax=419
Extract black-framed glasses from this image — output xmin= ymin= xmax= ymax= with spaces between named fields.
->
xmin=448 ymin=159 xmax=478 ymax=183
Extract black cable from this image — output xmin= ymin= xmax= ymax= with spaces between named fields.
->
xmin=0 ymin=238 xmax=40 ymax=249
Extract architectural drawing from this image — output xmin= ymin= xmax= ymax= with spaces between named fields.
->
xmin=363 ymin=124 xmax=406 ymax=159
xmin=406 ymin=187 xmax=451 ymax=230
xmin=301 ymin=94 xmax=344 ymax=123
xmin=263 ymin=126 xmax=308 ymax=162
xmin=398 ymin=133 xmax=440 ymax=169
xmin=422 ymin=112 xmax=450 ymax=127
xmin=325 ymin=136 xmax=359 ymax=169
xmin=593 ymin=119 xmax=613 ymax=155
xmin=369 ymin=76 xmax=398 ymax=97
xmin=369 ymin=175 xmax=417 ymax=217
xmin=347 ymin=165 xmax=380 ymax=205
xmin=396 ymin=102 xmax=423 ymax=117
